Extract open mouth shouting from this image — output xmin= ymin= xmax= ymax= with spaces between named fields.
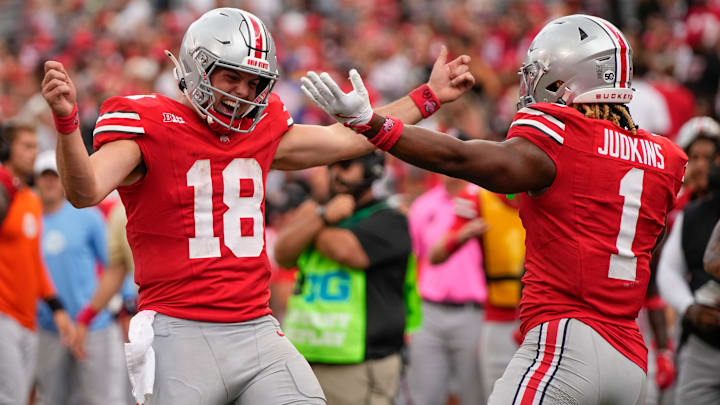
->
xmin=215 ymin=98 xmax=243 ymax=118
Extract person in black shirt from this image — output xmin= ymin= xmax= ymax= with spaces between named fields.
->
xmin=275 ymin=151 xmax=415 ymax=405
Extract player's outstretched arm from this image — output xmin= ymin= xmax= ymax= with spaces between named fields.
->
xmin=382 ymin=120 xmax=555 ymax=193
xmin=301 ymin=69 xmax=555 ymax=193
xmin=272 ymin=47 xmax=475 ymax=170
xmin=42 ymin=61 xmax=142 ymax=207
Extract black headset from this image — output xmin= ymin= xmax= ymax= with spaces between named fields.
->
xmin=359 ymin=150 xmax=386 ymax=184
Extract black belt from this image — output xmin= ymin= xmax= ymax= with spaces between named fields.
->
xmin=423 ymin=299 xmax=483 ymax=309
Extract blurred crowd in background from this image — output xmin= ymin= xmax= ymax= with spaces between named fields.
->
xmin=2 ymin=0 xmax=720 ymax=404
xmin=2 ymin=0 xmax=719 ymax=202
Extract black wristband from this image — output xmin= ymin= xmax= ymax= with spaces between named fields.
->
xmin=45 ymin=296 xmax=65 ymax=312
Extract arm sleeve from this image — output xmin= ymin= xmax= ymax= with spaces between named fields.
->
xmin=657 ymin=213 xmax=694 ymax=317
xmin=93 ymin=96 xmax=147 ymax=151
xmin=351 ymin=209 xmax=412 ymax=268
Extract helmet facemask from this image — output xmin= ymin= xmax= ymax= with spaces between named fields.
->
xmin=188 ymin=48 xmax=278 ymax=134
xmin=517 ymin=60 xmax=547 ymax=109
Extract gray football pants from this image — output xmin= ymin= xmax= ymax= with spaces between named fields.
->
xmin=489 ymin=318 xmax=647 ymax=405
xmin=0 ymin=313 xmax=37 ymax=405
xmin=405 ymin=301 xmax=485 ymax=405
xmin=147 ymin=313 xmax=325 ymax=405
xmin=675 ymin=334 xmax=720 ymax=404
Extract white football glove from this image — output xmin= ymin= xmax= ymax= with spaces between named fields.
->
xmin=300 ymin=69 xmax=374 ymax=130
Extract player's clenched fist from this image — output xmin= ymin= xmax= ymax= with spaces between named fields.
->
xmin=41 ymin=61 xmax=77 ymax=117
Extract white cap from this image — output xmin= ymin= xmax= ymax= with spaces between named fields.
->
xmin=676 ymin=117 xmax=720 ymax=150
xmin=34 ymin=150 xmax=57 ymax=175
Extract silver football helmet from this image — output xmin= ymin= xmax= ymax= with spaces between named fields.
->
xmin=518 ymin=14 xmax=634 ymax=109
xmin=173 ymin=8 xmax=279 ymax=133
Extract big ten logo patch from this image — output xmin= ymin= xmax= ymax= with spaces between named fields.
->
xmin=304 ymin=271 xmax=351 ymax=303
xmin=162 ymin=112 xmax=186 ymax=124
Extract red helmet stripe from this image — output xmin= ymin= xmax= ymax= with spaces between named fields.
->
xmin=600 ymin=21 xmax=630 ymax=88
xmin=248 ymin=15 xmax=264 ymax=59
xmin=586 ymin=16 xmax=619 ymax=88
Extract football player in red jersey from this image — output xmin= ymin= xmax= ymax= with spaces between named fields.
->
xmin=302 ymin=14 xmax=688 ymax=405
xmin=40 ymin=8 xmax=474 ymax=405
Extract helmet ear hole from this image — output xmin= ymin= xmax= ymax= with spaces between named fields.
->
xmin=546 ymin=81 xmax=565 ymax=92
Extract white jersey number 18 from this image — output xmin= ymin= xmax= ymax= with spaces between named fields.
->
xmin=186 ymin=158 xmax=264 ymax=259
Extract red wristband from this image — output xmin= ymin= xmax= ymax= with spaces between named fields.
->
xmin=444 ymin=230 xmax=461 ymax=253
xmin=76 ymin=306 xmax=98 ymax=326
xmin=409 ymin=84 xmax=441 ymax=118
xmin=368 ymin=116 xmax=404 ymax=151
xmin=52 ymin=103 xmax=79 ymax=135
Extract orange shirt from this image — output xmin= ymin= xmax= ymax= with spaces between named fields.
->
xmin=0 ymin=188 xmax=55 ymax=330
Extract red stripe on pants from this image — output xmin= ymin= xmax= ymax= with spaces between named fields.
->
xmin=520 ymin=320 xmax=560 ymax=405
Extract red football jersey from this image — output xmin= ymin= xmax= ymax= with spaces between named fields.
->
xmin=508 ymin=103 xmax=687 ymax=371
xmin=93 ymin=93 xmax=293 ymax=322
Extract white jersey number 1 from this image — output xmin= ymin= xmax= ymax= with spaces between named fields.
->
xmin=186 ymin=158 xmax=264 ymax=259
xmin=608 ymin=168 xmax=644 ymax=281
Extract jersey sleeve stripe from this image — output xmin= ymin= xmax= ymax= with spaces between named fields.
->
xmin=97 ymin=112 xmax=140 ymax=122
xmin=518 ymin=107 xmax=566 ymax=130
xmin=124 ymin=95 xmax=156 ymax=100
xmin=93 ymin=125 xmax=145 ymax=137
xmin=510 ymin=120 xmax=564 ymax=145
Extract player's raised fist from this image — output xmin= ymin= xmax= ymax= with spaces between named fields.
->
xmin=42 ymin=61 xmax=77 ymax=117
